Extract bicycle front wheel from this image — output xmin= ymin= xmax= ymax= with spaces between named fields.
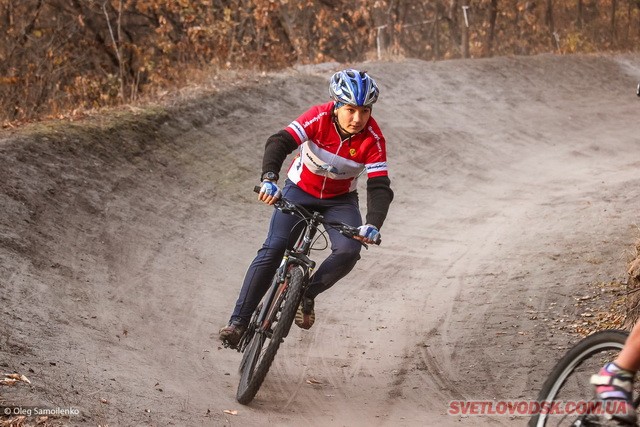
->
xmin=236 ymin=265 xmax=305 ymax=405
xmin=529 ymin=329 xmax=630 ymax=427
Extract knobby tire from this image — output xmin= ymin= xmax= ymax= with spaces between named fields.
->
xmin=529 ymin=329 xmax=630 ymax=427
xmin=235 ymin=265 xmax=305 ymax=405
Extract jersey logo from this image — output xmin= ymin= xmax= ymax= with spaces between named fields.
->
xmin=349 ymin=148 xmax=357 ymax=157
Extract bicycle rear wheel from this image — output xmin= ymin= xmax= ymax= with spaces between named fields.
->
xmin=529 ymin=329 xmax=634 ymax=427
xmin=236 ymin=265 xmax=305 ymax=405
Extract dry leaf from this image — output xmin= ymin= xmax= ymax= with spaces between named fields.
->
xmin=1 ymin=373 xmax=31 ymax=385
xmin=306 ymin=378 xmax=322 ymax=385
xmin=223 ymin=409 xmax=238 ymax=415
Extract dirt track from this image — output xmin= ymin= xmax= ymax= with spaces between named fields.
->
xmin=2 ymin=53 xmax=640 ymax=426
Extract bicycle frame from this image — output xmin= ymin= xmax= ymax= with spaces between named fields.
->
xmin=236 ymin=207 xmax=321 ymax=352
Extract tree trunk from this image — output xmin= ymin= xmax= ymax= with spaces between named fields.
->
xmin=486 ymin=0 xmax=498 ymax=57
xmin=3 ymin=0 xmax=14 ymax=28
xmin=276 ymin=5 xmax=300 ymax=62
xmin=577 ymin=0 xmax=583 ymax=29
xmin=610 ymin=0 xmax=617 ymax=42
xmin=434 ymin=13 xmax=440 ymax=59
xmin=626 ymin=0 xmax=631 ymax=43
xmin=446 ymin=0 xmax=461 ymax=54
xmin=69 ymin=0 xmax=120 ymax=70
xmin=545 ymin=0 xmax=556 ymax=49
xmin=17 ymin=0 xmax=43 ymax=49
xmin=461 ymin=0 xmax=469 ymax=58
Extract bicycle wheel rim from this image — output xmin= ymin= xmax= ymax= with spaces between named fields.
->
xmin=531 ymin=330 xmax=630 ymax=427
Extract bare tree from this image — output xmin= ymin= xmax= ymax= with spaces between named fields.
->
xmin=461 ymin=0 xmax=469 ymax=58
xmin=486 ymin=0 xmax=498 ymax=56
xmin=545 ymin=0 xmax=557 ymax=50
xmin=611 ymin=0 xmax=618 ymax=41
xmin=577 ymin=0 xmax=583 ymax=29
xmin=3 ymin=0 xmax=640 ymax=124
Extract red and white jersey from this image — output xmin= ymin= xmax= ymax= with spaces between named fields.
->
xmin=284 ymin=101 xmax=389 ymax=199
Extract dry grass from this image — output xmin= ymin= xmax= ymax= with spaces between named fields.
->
xmin=623 ymin=238 xmax=640 ymax=328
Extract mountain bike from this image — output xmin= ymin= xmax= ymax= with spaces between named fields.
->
xmin=224 ymin=187 xmax=379 ymax=405
xmin=529 ymin=329 xmax=640 ymax=426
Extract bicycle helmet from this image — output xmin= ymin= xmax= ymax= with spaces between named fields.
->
xmin=329 ymin=69 xmax=379 ymax=108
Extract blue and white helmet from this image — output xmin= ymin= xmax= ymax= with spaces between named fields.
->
xmin=329 ymin=69 xmax=379 ymax=108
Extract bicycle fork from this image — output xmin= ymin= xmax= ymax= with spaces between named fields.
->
xmin=236 ymin=252 xmax=316 ymax=352
xmin=263 ymin=254 xmax=315 ymax=327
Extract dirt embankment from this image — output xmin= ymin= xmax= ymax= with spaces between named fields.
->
xmin=2 ymin=53 xmax=640 ymax=426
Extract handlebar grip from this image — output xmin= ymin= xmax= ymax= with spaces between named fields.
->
xmin=254 ymin=185 xmax=262 ymax=193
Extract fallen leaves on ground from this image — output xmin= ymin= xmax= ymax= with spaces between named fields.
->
xmin=0 ymin=373 xmax=31 ymax=386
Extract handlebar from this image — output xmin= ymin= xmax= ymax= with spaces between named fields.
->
xmin=253 ymin=185 xmax=381 ymax=246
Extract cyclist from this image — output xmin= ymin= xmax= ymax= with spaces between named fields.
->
xmin=590 ymin=319 xmax=640 ymax=425
xmin=219 ymin=69 xmax=394 ymax=346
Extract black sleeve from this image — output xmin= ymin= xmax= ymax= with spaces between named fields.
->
xmin=261 ymin=130 xmax=298 ymax=181
xmin=366 ymin=175 xmax=394 ymax=229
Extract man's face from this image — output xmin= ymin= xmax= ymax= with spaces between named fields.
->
xmin=336 ymin=104 xmax=371 ymax=134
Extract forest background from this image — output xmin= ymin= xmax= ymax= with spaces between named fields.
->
xmin=1 ymin=0 xmax=640 ymax=126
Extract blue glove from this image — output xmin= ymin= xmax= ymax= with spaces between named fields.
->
xmin=260 ymin=180 xmax=281 ymax=199
xmin=358 ymin=224 xmax=380 ymax=242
